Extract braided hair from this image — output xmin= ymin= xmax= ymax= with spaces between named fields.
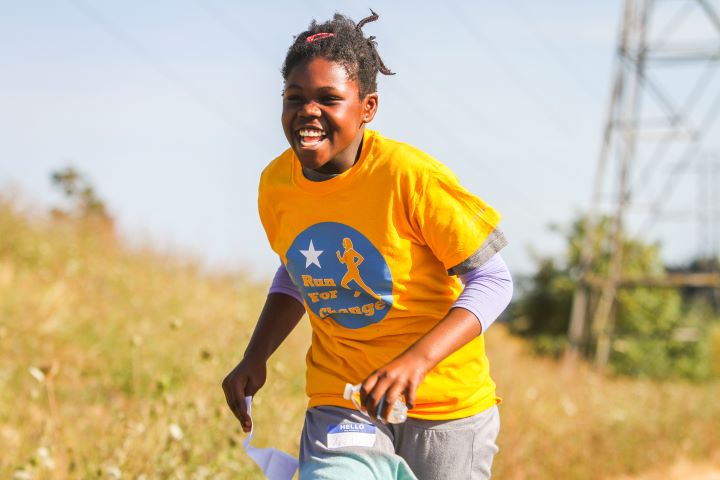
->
xmin=282 ymin=10 xmax=395 ymax=98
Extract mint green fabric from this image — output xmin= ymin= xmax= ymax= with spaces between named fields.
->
xmin=299 ymin=405 xmax=500 ymax=479
xmin=299 ymin=451 xmax=418 ymax=480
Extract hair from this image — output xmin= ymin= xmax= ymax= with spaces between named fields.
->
xmin=282 ymin=10 xmax=395 ymax=98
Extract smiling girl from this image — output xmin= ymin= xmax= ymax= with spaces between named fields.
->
xmin=222 ymin=11 xmax=513 ymax=480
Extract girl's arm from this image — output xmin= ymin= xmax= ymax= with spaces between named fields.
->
xmin=451 ymin=254 xmax=513 ymax=333
xmin=222 ymin=266 xmax=305 ymax=432
xmin=360 ymin=308 xmax=479 ymax=421
xmin=361 ymin=254 xmax=513 ymax=421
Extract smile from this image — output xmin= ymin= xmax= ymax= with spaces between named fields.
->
xmin=297 ymin=128 xmax=328 ymax=148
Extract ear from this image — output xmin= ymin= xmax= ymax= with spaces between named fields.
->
xmin=361 ymin=93 xmax=379 ymax=124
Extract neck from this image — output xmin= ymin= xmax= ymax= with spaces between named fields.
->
xmin=302 ymin=167 xmax=339 ymax=182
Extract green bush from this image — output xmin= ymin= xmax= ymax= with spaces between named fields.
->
xmin=510 ymin=216 xmax=720 ymax=380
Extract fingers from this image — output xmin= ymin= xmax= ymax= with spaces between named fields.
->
xmin=405 ymin=383 xmax=417 ymax=410
xmin=359 ymin=373 xmax=378 ymax=409
xmin=222 ymin=373 xmax=252 ymax=432
xmin=360 ymin=373 xmax=383 ymax=419
xmin=383 ymin=383 xmax=406 ymax=422
xmin=221 ymin=373 xmax=243 ymax=424
xmin=236 ymin=387 xmax=253 ymax=433
xmin=360 ymin=366 xmax=422 ymax=422
xmin=362 ymin=373 xmax=397 ymax=420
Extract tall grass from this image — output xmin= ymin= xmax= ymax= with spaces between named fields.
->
xmin=1 ymin=202 xmax=719 ymax=479
xmin=1 ymin=202 xmax=308 ymax=479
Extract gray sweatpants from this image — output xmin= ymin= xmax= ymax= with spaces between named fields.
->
xmin=299 ymin=405 xmax=500 ymax=480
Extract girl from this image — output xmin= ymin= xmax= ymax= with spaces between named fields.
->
xmin=222 ymin=10 xmax=513 ymax=480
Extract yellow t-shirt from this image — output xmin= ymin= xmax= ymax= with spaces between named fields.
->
xmin=258 ymin=129 xmax=502 ymax=420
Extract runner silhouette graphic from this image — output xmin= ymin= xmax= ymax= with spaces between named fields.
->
xmin=336 ymin=237 xmax=382 ymax=300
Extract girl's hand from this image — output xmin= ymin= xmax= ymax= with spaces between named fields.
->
xmin=221 ymin=291 xmax=306 ymax=433
xmin=360 ymin=352 xmax=430 ymax=422
xmin=360 ymin=307 xmax=483 ymax=422
xmin=222 ymin=356 xmax=267 ymax=432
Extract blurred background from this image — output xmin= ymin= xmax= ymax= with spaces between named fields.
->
xmin=1 ymin=0 xmax=625 ymax=277
xmin=1 ymin=1 xmax=719 ymax=479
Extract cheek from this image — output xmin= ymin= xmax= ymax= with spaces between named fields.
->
xmin=334 ymin=107 xmax=364 ymax=131
xmin=281 ymin=110 xmax=293 ymax=129
xmin=280 ymin=114 xmax=294 ymax=143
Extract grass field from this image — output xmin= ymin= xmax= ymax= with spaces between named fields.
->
xmin=2 ymin=203 xmax=719 ymax=479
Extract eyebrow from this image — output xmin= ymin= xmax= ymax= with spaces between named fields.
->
xmin=284 ymin=84 xmax=342 ymax=92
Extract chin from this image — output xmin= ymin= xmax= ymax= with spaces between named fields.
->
xmin=296 ymin=153 xmax=328 ymax=171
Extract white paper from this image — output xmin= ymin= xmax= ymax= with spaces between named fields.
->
xmin=327 ymin=431 xmax=376 ymax=449
xmin=242 ymin=396 xmax=299 ymax=480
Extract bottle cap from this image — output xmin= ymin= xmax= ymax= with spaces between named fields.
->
xmin=343 ymin=383 xmax=356 ymax=400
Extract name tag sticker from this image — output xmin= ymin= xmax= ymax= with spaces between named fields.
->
xmin=326 ymin=423 xmax=376 ymax=449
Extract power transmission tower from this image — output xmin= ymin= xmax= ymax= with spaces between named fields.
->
xmin=567 ymin=0 xmax=720 ymax=370
xmin=698 ymin=153 xmax=720 ymax=260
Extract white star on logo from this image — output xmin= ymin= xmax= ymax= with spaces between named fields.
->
xmin=300 ymin=240 xmax=323 ymax=269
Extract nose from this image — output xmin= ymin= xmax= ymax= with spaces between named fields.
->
xmin=299 ymin=100 xmax=321 ymax=117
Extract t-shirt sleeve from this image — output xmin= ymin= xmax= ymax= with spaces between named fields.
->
xmin=448 ymin=228 xmax=509 ymax=276
xmin=257 ymin=169 xmax=278 ymax=252
xmin=411 ymin=165 xmax=502 ymax=272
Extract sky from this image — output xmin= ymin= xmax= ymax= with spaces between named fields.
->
xmin=1 ymin=0 xmax=717 ymax=281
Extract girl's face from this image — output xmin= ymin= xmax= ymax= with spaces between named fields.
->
xmin=282 ymin=57 xmax=378 ymax=174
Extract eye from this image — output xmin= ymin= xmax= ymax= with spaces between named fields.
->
xmin=317 ymin=95 xmax=340 ymax=105
xmin=283 ymin=94 xmax=303 ymax=104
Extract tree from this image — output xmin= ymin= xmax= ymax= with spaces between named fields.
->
xmin=50 ymin=167 xmax=112 ymax=224
xmin=510 ymin=216 xmax=718 ymax=379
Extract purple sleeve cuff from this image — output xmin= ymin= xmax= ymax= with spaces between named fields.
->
xmin=452 ymin=253 xmax=513 ymax=333
xmin=268 ymin=263 xmax=304 ymax=306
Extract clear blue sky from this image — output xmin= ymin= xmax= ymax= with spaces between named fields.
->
xmin=4 ymin=0 xmax=709 ymax=279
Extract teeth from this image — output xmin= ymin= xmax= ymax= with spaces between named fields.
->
xmin=299 ymin=129 xmax=324 ymax=137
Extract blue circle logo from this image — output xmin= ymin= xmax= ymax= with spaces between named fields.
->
xmin=285 ymin=222 xmax=393 ymax=329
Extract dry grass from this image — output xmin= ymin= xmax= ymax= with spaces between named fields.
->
xmin=488 ymin=329 xmax=720 ymax=479
xmin=1 ymin=202 xmax=719 ymax=479
xmin=0 ymin=204 xmax=309 ymax=479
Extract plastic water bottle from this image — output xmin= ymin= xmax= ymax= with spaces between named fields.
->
xmin=343 ymin=383 xmax=408 ymax=424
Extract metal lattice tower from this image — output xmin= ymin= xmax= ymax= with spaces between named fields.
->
xmin=567 ymin=0 xmax=720 ymax=369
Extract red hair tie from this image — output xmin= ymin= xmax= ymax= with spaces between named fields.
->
xmin=306 ymin=32 xmax=335 ymax=43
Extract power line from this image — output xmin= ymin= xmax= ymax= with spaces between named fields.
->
xmin=444 ymin=2 xmax=583 ymax=144
xmin=503 ymin=0 xmax=602 ymax=101
xmin=651 ymin=0 xmax=697 ymax=50
xmin=190 ymin=0 xmax=274 ymax=65
xmin=66 ymin=0 xmax=272 ymax=148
